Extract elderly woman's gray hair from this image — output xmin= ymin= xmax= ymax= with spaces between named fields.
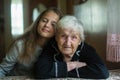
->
xmin=57 ymin=15 xmax=85 ymax=41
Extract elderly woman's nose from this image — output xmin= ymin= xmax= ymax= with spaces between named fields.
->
xmin=65 ymin=37 xmax=71 ymax=45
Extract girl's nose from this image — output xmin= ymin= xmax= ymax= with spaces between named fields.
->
xmin=45 ymin=22 xmax=51 ymax=28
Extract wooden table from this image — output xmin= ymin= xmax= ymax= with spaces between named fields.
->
xmin=1 ymin=70 xmax=120 ymax=80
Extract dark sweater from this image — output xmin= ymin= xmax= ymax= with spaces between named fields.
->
xmin=35 ymin=41 xmax=109 ymax=79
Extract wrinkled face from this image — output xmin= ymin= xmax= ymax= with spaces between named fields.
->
xmin=37 ymin=11 xmax=59 ymax=38
xmin=56 ymin=27 xmax=81 ymax=57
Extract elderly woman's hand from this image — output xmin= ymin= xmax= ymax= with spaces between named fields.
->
xmin=67 ymin=61 xmax=87 ymax=71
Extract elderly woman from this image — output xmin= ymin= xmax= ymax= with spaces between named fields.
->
xmin=35 ymin=15 xmax=109 ymax=79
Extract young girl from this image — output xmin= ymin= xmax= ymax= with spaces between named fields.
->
xmin=0 ymin=7 xmax=62 ymax=78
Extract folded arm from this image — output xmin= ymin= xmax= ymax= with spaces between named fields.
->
xmin=0 ymin=41 xmax=23 ymax=77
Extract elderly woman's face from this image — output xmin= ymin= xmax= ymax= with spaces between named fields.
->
xmin=56 ymin=27 xmax=81 ymax=57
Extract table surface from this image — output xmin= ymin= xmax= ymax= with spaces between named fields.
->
xmin=0 ymin=70 xmax=120 ymax=80
xmin=0 ymin=77 xmax=109 ymax=80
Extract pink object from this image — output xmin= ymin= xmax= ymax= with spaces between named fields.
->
xmin=106 ymin=33 xmax=120 ymax=62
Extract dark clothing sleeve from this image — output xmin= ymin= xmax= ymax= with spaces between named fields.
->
xmin=78 ymin=48 xmax=109 ymax=79
xmin=34 ymin=42 xmax=109 ymax=79
xmin=34 ymin=51 xmax=68 ymax=79
xmin=67 ymin=45 xmax=109 ymax=79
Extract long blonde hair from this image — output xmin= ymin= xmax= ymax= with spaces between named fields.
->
xmin=9 ymin=7 xmax=62 ymax=65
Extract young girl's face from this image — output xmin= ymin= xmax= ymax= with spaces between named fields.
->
xmin=37 ymin=11 xmax=59 ymax=38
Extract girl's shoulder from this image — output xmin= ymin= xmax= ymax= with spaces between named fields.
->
xmin=14 ymin=39 xmax=24 ymax=46
xmin=11 ymin=39 xmax=25 ymax=53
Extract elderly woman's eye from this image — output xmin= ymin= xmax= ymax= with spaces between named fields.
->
xmin=72 ymin=36 xmax=77 ymax=40
xmin=61 ymin=34 xmax=66 ymax=38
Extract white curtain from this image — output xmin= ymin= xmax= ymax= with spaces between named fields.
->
xmin=106 ymin=0 xmax=120 ymax=62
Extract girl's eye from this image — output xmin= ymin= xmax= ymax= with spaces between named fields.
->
xmin=41 ymin=19 xmax=47 ymax=22
xmin=52 ymin=22 xmax=57 ymax=27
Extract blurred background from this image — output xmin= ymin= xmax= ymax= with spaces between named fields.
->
xmin=0 ymin=0 xmax=120 ymax=70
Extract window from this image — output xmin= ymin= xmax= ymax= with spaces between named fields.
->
xmin=11 ymin=0 xmax=23 ymax=37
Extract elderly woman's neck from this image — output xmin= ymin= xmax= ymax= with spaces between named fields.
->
xmin=63 ymin=54 xmax=74 ymax=62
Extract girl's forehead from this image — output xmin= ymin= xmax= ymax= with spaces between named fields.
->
xmin=42 ymin=11 xmax=59 ymax=21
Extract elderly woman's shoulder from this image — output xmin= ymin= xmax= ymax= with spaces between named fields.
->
xmin=83 ymin=42 xmax=96 ymax=51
